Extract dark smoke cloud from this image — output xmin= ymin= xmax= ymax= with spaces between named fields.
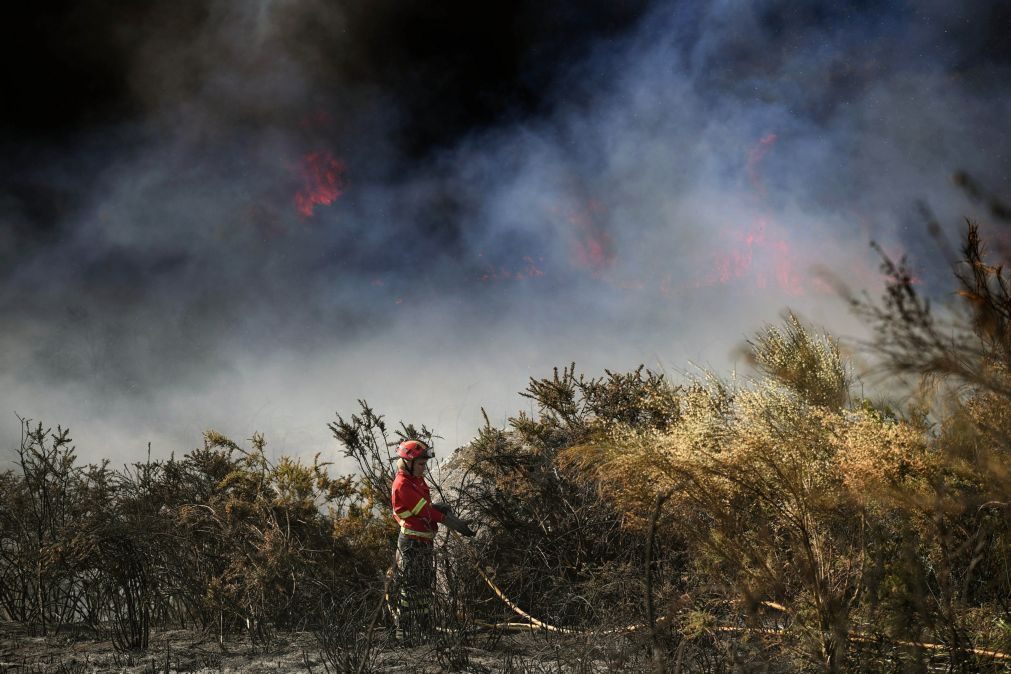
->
xmin=2 ymin=1 xmax=1010 ymax=466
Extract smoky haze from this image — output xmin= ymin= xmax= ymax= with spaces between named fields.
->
xmin=2 ymin=1 xmax=1009 ymax=467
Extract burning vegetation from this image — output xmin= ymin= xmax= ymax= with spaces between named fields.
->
xmin=293 ymin=150 xmax=346 ymax=218
xmin=2 ymin=222 xmax=1011 ymax=672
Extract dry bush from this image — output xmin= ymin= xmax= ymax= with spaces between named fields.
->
xmin=579 ymin=337 xmax=868 ymax=671
xmin=0 ymin=418 xmax=393 ymax=649
xmin=0 ymin=419 xmax=117 ymax=634
xmin=449 ymin=373 xmax=680 ymax=634
xmin=420 ymin=368 xmax=703 ymax=674
xmin=848 ymin=221 xmax=1011 ymax=669
xmin=314 ymin=583 xmax=385 ymax=674
xmin=555 ymin=225 xmax=1011 ymax=671
xmin=165 ymin=430 xmax=391 ymax=640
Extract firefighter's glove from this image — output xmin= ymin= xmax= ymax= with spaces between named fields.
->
xmin=433 ymin=503 xmax=454 ymax=517
xmin=443 ymin=513 xmax=476 ymax=537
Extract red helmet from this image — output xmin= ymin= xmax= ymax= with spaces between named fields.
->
xmin=397 ymin=439 xmax=433 ymax=461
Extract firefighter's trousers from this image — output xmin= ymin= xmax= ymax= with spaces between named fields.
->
xmin=394 ymin=533 xmax=435 ymax=644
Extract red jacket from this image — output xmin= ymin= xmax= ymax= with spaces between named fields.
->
xmin=391 ymin=470 xmax=446 ymax=542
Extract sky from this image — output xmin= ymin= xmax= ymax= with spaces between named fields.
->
xmin=2 ymin=1 xmax=1010 ymax=469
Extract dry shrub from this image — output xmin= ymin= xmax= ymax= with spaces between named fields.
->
xmin=450 ymin=372 xmax=680 ymax=635
xmin=555 ymin=224 xmax=1011 ymax=671
xmin=0 ymin=419 xmax=393 ymax=648
xmin=314 ymin=584 xmax=384 ymax=674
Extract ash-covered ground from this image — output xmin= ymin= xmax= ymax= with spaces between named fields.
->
xmin=2 ymin=622 xmax=643 ymax=673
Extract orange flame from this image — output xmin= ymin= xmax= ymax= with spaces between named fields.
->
xmin=695 ymin=134 xmax=801 ymax=294
xmin=294 ymin=151 xmax=346 ymax=218
xmin=557 ymin=199 xmax=615 ymax=275
xmin=573 ymin=232 xmax=614 ymax=272
xmin=702 ymin=217 xmax=804 ymax=295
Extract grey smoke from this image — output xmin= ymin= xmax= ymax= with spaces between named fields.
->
xmin=2 ymin=1 xmax=1009 ymax=468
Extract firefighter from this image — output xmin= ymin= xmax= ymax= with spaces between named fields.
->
xmin=390 ymin=439 xmax=475 ymax=645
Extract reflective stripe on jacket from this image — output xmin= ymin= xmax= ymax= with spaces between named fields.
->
xmin=391 ymin=469 xmax=446 ymax=541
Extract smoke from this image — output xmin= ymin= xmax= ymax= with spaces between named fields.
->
xmin=2 ymin=1 xmax=1010 ymax=467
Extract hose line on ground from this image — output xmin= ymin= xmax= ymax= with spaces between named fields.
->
xmin=451 ymin=536 xmax=1011 ymax=661
xmin=379 ymin=528 xmax=1011 ymax=661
